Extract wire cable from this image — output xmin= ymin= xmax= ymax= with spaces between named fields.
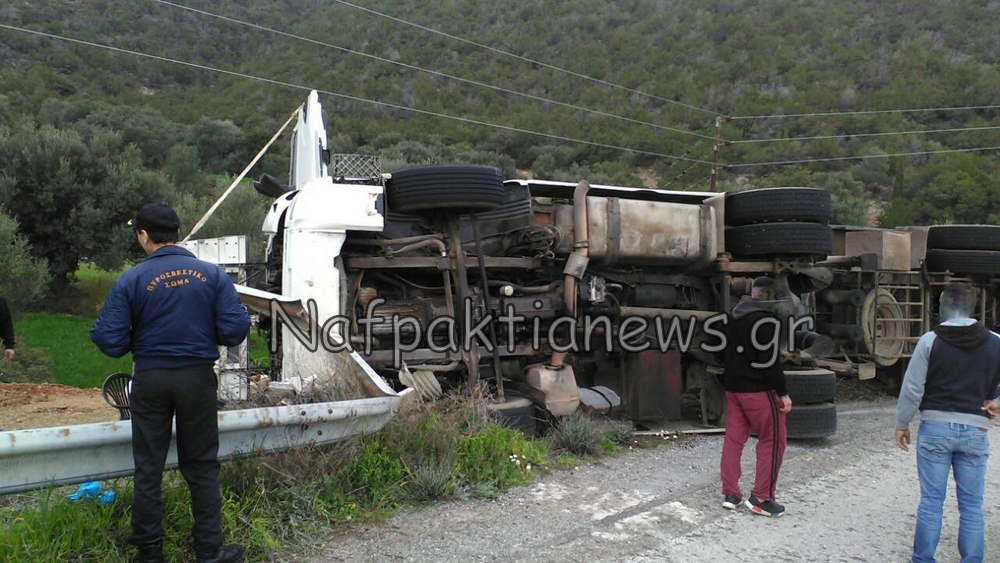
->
xmin=0 ymin=23 xmax=714 ymax=164
xmin=731 ymin=105 xmax=1000 ymax=120
xmin=663 ymin=156 xmax=712 ymax=188
xmin=659 ymin=139 xmax=703 ymax=170
xmin=329 ymin=0 xmax=721 ymax=117
xmin=726 ymin=145 xmax=1000 ymax=168
xmin=151 ymin=0 xmax=717 ymax=141
xmin=684 ymin=174 xmax=712 ymax=191
xmin=729 ymin=125 xmax=1000 ymax=144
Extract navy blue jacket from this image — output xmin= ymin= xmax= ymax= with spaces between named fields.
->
xmin=91 ymin=246 xmax=251 ymax=372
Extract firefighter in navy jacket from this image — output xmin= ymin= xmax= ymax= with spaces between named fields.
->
xmin=91 ymin=203 xmax=250 ymax=563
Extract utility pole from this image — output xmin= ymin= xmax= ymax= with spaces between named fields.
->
xmin=709 ymin=116 xmax=722 ymax=192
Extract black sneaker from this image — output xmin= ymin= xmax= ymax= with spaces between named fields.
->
xmin=745 ymin=496 xmax=785 ymax=517
xmin=722 ymin=494 xmax=742 ymax=510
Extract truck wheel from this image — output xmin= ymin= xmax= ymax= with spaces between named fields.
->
xmin=925 ymin=249 xmax=1000 ymax=276
xmin=784 ymin=369 xmax=837 ymax=404
xmin=487 ymin=396 xmax=538 ymax=437
xmin=725 ymin=222 xmax=832 ymax=258
xmin=386 ymin=164 xmax=504 ymax=214
xmin=927 ymin=225 xmax=1000 ymax=251
xmin=725 ymin=188 xmax=831 ymax=226
xmin=860 ymin=289 xmax=905 ymax=367
xmin=785 ymin=402 xmax=837 ymax=439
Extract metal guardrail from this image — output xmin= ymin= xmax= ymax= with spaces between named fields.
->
xmin=0 ymin=395 xmax=401 ymax=495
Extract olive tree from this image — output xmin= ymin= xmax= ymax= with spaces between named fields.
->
xmin=0 ymin=118 xmax=169 ymax=293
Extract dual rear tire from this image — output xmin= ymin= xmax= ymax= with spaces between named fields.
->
xmin=925 ymin=225 xmax=1000 ymax=275
xmin=724 ymin=188 xmax=833 ymax=259
xmin=783 ymin=368 xmax=837 ymax=440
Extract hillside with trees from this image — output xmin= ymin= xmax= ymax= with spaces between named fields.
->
xmin=0 ymin=0 xmax=998 ymax=302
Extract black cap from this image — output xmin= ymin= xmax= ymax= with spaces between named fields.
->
xmin=129 ymin=203 xmax=180 ymax=233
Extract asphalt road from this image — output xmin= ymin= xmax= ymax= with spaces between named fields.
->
xmin=300 ymin=398 xmax=1000 ymax=563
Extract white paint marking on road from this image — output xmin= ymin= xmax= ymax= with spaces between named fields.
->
xmin=529 ymin=482 xmax=568 ymax=502
xmin=658 ymin=501 xmax=701 ymax=525
xmin=591 ymin=530 xmax=631 ymax=542
xmin=579 ymin=491 xmax=655 ymax=521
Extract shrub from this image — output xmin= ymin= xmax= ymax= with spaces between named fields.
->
xmin=598 ymin=418 xmax=634 ymax=445
xmin=72 ymin=263 xmax=122 ymax=315
xmin=0 ymin=209 xmax=49 ymax=310
xmin=407 ymin=461 xmax=455 ymax=502
xmin=550 ymin=412 xmax=598 ymax=455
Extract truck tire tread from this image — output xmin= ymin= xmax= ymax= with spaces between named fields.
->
xmin=725 ymin=188 xmax=832 ymax=226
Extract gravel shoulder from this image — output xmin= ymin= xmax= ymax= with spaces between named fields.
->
xmin=300 ymin=398 xmax=1000 ymax=563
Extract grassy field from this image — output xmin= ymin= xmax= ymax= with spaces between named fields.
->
xmin=16 ymin=313 xmax=133 ymax=389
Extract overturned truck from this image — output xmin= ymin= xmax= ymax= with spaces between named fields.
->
xmin=246 ymin=92 xmax=851 ymax=439
xmin=242 ymin=92 xmax=1000 ymax=441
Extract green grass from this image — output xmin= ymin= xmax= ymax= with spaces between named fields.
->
xmin=73 ymin=263 xmax=123 ymax=316
xmin=15 ymin=313 xmax=133 ymax=388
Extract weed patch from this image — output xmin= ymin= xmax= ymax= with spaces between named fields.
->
xmin=597 ymin=437 xmax=619 ymax=455
xmin=555 ymin=452 xmax=581 ymax=470
xmin=550 ymin=411 xmax=598 ymax=455
xmin=0 ymin=342 xmax=52 ymax=384
xmin=456 ymin=424 xmax=547 ymax=488
xmin=598 ymin=418 xmax=634 ymax=446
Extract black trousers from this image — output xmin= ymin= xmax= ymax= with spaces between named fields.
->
xmin=129 ymin=364 xmax=223 ymax=556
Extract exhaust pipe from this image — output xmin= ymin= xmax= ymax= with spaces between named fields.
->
xmin=550 ymin=180 xmax=590 ymax=368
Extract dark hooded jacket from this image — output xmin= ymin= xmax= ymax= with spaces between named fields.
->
xmin=720 ymin=296 xmax=787 ymax=396
xmin=0 ymin=297 xmax=14 ymax=350
xmin=921 ymin=321 xmax=1000 ymax=417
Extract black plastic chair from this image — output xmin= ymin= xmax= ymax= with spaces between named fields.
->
xmin=101 ymin=372 xmax=133 ymax=421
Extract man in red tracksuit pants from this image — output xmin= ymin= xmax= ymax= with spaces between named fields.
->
xmin=719 ymin=276 xmax=793 ymax=517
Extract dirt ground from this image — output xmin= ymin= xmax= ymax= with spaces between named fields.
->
xmin=0 ymin=382 xmax=118 ymax=430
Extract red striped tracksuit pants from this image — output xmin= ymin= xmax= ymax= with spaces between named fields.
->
xmin=720 ymin=390 xmax=787 ymax=501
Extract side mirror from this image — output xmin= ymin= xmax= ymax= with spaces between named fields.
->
xmin=254 ymin=173 xmax=293 ymax=198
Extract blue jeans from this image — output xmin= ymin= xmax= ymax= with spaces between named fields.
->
xmin=913 ymin=420 xmax=990 ymax=563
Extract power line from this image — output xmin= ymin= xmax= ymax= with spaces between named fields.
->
xmin=726 ymin=145 xmax=1000 ymax=168
xmin=659 ymin=139 xmax=704 ymax=170
xmin=730 ymin=105 xmax=1000 ymax=120
xmin=729 ymin=124 xmax=1000 ymax=144
xmin=663 ymin=156 xmax=712 ymax=188
xmin=151 ymin=0 xmax=717 ymax=142
xmin=0 ymin=23 xmax=714 ymax=165
xmin=684 ymin=174 xmax=712 ymax=191
xmin=329 ymin=0 xmax=721 ymax=117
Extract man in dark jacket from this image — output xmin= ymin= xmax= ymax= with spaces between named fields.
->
xmin=91 ymin=203 xmax=250 ymax=563
xmin=719 ymin=276 xmax=793 ymax=517
xmin=895 ymin=282 xmax=1000 ymax=563
xmin=0 ymin=296 xmax=14 ymax=362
